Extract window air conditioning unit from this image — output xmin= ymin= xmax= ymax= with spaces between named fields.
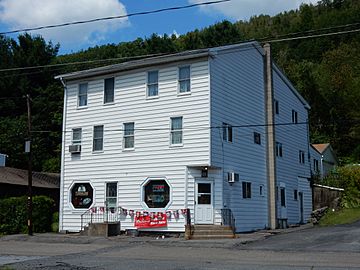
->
xmin=228 ymin=172 xmax=239 ymax=183
xmin=69 ymin=144 xmax=81 ymax=153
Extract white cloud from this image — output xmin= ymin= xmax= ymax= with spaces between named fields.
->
xmin=189 ymin=0 xmax=319 ymax=20
xmin=0 ymin=0 xmax=128 ymax=49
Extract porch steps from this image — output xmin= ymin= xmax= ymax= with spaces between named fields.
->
xmin=190 ymin=225 xmax=235 ymax=239
xmin=80 ymin=222 xmax=120 ymax=237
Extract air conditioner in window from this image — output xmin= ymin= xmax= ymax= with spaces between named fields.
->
xmin=228 ymin=172 xmax=239 ymax=183
xmin=69 ymin=144 xmax=81 ymax=153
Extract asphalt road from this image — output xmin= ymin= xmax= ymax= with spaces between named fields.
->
xmin=0 ymin=221 xmax=359 ymax=270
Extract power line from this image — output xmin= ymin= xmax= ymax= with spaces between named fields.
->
xmin=0 ymin=0 xmax=231 ymax=35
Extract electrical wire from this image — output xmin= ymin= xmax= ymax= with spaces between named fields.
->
xmin=0 ymin=0 xmax=231 ymax=35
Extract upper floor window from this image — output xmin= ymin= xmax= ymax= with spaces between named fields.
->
xmin=170 ymin=117 xmax=183 ymax=145
xmin=123 ymin=122 xmax=135 ymax=149
xmin=276 ymin=142 xmax=283 ymax=157
xmin=222 ymin=123 xmax=233 ymax=142
xmin=274 ymin=99 xmax=279 ymax=115
xmin=294 ymin=189 xmax=298 ymax=200
xmin=254 ymin=132 xmax=261 ymax=145
xmin=78 ymin=83 xmax=88 ymax=107
xmin=292 ymin=110 xmax=298 ymax=123
xmin=104 ymin=77 xmax=114 ymax=104
xmin=147 ymin=71 xmax=158 ymax=97
xmin=93 ymin=125 xmax=104 ymax=152
xmin=314 ymin=159 xmax=319 ymax=172
xmin=72 ymin=128 xmax=82 ymax=145
xmin=242 ymin=182 xmax=252 ymax=199
xmin=178 ymin=66 xmax=190 ymax=93
xmin=299 ymin=150 xmax=305 ymax=164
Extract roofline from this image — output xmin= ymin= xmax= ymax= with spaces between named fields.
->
xmin=55 ymin=41 xmax=260 ymax=82
xmin=272 ymin=63 xmax=311 ymax=110
xmin=311 ymin=143 xmax=331 ymax=154
xmin=310 ymin=144 xmax=322 ymax=155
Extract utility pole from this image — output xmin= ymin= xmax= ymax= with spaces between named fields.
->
xmin=26 ymin=94 xmax=33 ymax=236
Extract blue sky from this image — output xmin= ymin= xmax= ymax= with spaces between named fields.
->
xmin=0 ymin=0 xmax=318 ymax=55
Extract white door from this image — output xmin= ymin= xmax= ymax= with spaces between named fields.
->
xmin=195 ymin=181 xmax=214 ymax=224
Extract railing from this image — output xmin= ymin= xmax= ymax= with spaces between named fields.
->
xmin=80 ymin=204 xmax=122 ymax=231
xmin=221 ymin=208 xmax=236 ymax=233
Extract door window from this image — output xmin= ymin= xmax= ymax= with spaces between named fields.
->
xmin=106 ymin=182 xmax=117 ymax=208
xmin=197 ymin=183 xmax=211 ymax=204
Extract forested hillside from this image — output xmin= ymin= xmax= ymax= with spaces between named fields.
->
xmin=0 ymin=0 xmax=359 ymax=172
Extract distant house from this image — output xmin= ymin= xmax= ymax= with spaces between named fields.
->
xmin=0 ymin=153 xmax=7 ymax=167
xmin=311 ymin=143 xmax=338 ymax=177
xmin=56 ymin=42 xmax=313 ymax=233
xmin=0 ymin=166 xmax=60 ymax=205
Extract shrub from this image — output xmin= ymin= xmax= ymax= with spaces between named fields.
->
xmin=0 ymin=196 xmax=55 ymax=235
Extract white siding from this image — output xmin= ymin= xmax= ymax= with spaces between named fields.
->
xmin=209 ymin=46 xmax=268 ymax=232
xmin=61 ymin=60 xmax=211 ymax=232
xmin=273 ymin=66 xmax=312 ymax=225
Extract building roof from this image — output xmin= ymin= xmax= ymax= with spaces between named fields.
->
xmin=312 ymin=143 xmax=330 ymax=154
xmin=0 ymin=167 xmax=59 ymax=189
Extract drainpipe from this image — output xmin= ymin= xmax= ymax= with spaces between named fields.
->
xmin=59 ymin=77 xmax=67 ymax=233
xmin=263 ymin=44 xmax=277 ymax=229
xmin=184 ymin=166 xmax=188 ymax=208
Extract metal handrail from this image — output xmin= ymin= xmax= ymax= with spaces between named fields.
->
xmin=221 ymin=208 xmax=236 ymax=233
xmin=80 ymin=205 xmax=122 ymax=231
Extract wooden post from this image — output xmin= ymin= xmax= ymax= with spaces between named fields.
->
xmin=26 ymin=94 xmax=33 ymax=236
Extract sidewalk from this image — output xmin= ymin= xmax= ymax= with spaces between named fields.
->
xmin=0 ymin=223 xmax=313 ymax=249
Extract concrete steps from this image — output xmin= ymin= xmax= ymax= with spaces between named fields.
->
xmin=190 ymin=225 xmax=235 ymax=239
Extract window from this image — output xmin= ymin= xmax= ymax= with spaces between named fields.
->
xmin=170 ymin=117 xmax=183 ymax=145
xmin=294 ymin=189 xmax=298 ymax=200
xmin=104 ymin=77 xmax=114 ymax=104
xmin=276 ymin=142 xmax=283 ymax=157
xmin=314 ymin=159 xmax=319 ymax=172
xmin=242 ymin=182 xmax=252 ymax=199
xmin=292 ymin=110 xmax=298 ymax=124
xmin=299 ymin=150 xmax=305 ymax=164
xmin=280 ymin=187 xmax=286 ymax=207
xmin=78 ymin=83 xmax=88 ymax=107
xmin=178 ymin=66 xmax=190 ymax=93
xmin=222 ymin=123 xmax=233 ymax=142
xmin=123 ymin=122 xmax=134 ymax=149
xmin=144 ymin=179 xmax=170 ymax=208
xmin=254 ymin=132 xmax=261 ymax=145
xmin=274 ymin=99 xmax=279 ymax=114
xmin=71 ymin=183 xmax=93 ymax=209
xmin=259 ymin=185 xmax=264 ymax=196
xmin=93 ymin=125 xmax=104 ymax=151
xmin=147 ymin=70 xmax=158 ymax=97
xmin=106 ymin=183 xmax=117 ymax=208
xmin=72 ymin=128 xmax=82 ymax=145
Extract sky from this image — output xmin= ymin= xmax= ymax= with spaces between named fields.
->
xmin=0 ymin=0 xmax=319 ymax=55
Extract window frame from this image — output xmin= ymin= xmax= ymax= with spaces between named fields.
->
xmin=105 ymin=182 xmax=117 ymax=209
xmin=178 ymin=65 xmax=191 ymax=94
xmin=140 ymin=177 xmax=172 ymax=211
xmin=78 ymin=83 xmax=88 ymax=108
xmin=93 ymin=125 xmax=104 ymax=152
xmin=170 ymin=116 xmax=183 ymax=146
xmin=274 ymin=99 xmax=279 ymax=115
xmin=280 ymin=187 xmax=286 ymax=207
xmin=314 ymin=159 xmax=319 ymax=172
xmin=72 ymin=128 xmax=82 ymax=145
xmin=123 ymin=122 xmax=135 ymax=150
xmin=299 ymin=150 xmax=305 ymax=164
xmin=292 ymin=109 xmax=298 ymax=124
xmin=104 ymin=77 xmax=115 ymax=104
xmin=254 ymin=132 xmax=261 ymax=145
xmin=222 ymin=123 xmax=233 ymax=142
xmin=242 ymin=181 xmax=252 ymax=199
xmin=294 ymin=189 xmax=298 ymax=201
xmin=276 ymin=142 xmax=283 ymax=157
xmin=147 ymin=70 xmax=159 ymax=98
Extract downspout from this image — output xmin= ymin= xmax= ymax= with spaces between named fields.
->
xmin=59 ymin=77 xmax=67 ymax=233
xmin=184 ymin=166 xmax=188 ymax=208
xmin=263 ymin=44 xmax=277 ymax=229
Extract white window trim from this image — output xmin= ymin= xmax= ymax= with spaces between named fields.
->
xmin=140 ymin=177 xmax=172 ymax=211
xmin=68 ymin=180 xmax=95 ymax=212
xmin=123 ymin=122 xmax=135 ymax=151
xmin=93 ymin=125 xmax=104 ymax=153
xmin=170 ymin=116 xmax=183 ymax=147
xmin=72 ymin=128 xmax=82 ymax=145
xmin=146 ymin=70 xmax=159 ymax=99
xmin=105 ymin=182 xmax=118 ymax=208
xmin=177 ymin=65 xmax=191 ymax=96
xmin=77 ymin=82 xmax=88 ymax=109
xmin=222 ymin=123 xmax=233 ymax=143
xmin=103 ymin=77 xmax=115 ymax=105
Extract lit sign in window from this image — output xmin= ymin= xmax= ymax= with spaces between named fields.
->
xmin=144 ymin=180 xmax=170 ymax=208
xmin=71 ymin=183 xmax=93 ymax=209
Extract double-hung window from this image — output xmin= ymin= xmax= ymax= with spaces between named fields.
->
xmin=123 ymin=122 xmax=135 ymax=149
xmin=72 ymin=128 xmax=82 ymax=145
xmin=93 ymin=125 xmax=104 ymax=151
xmin=78 ymin=83 xmax=88 ymax=107
xmin=170 ymin=117 xmax=183 ymax=145
xmin=299 ymin=150 xmax=305 ymax=164
xmin=222 ymin=123 xmax=233 ymax=142
xmin=242 ymin=182 xmax=252 ymax=199
xmin=178 ymin=66 xmax=190 ymax=93
xmin=104 ymin=77 xmax=114 ymax=104
xmin=147 ymin=71 xmax=158 ymax=97
xmin=276 ymin=142 xmax=283 ymax=157
xmin=292 ymin=110 xmax=298 ymax=124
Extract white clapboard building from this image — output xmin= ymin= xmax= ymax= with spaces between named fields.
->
xmin=56 ymin=41 xmax=312 ymax=233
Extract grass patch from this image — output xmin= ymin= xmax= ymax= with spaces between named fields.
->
xmin=319 ymin=208 xmax=360 ymax=226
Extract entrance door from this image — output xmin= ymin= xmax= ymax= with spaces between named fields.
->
xmin=195 ymin=181 xmax=214 ymax=224
xmin=299 ymin=192 xmax=304 ymax=223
